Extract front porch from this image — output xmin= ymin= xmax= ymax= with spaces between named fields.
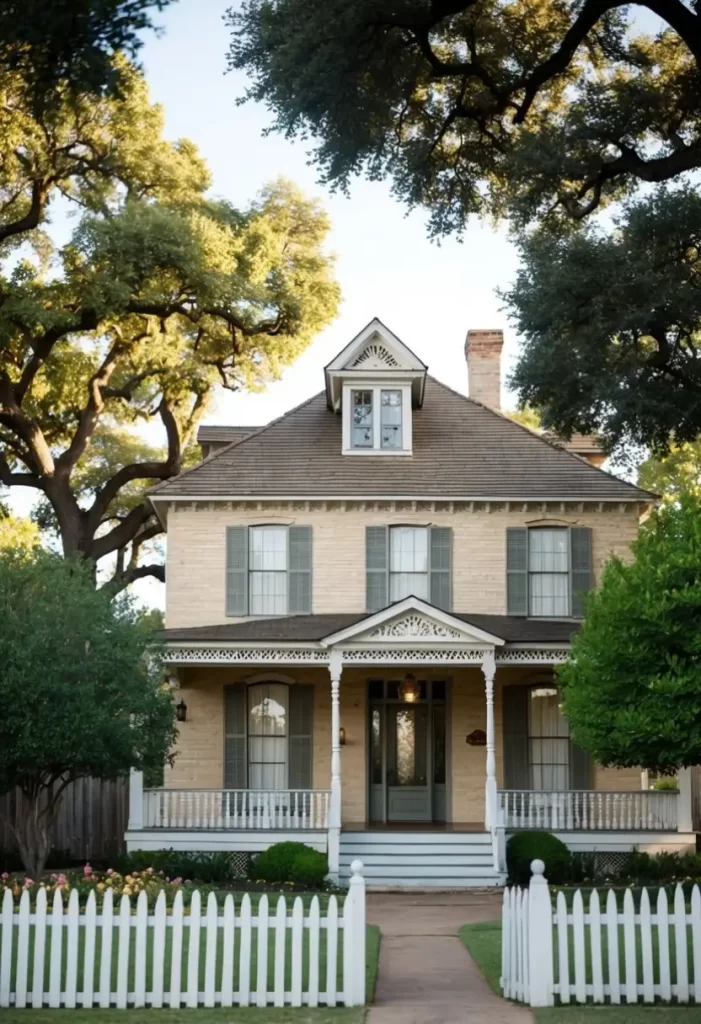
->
xmin=126 ymin=598 xmax=697 ymax=885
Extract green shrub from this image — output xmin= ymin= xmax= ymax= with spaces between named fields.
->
xmin=651 ymin=777 xmax=679 ymax=792
xmin=507 ymin=831 xmax=571 ymax=886
xmin=251 ymin=842 xmax=328 ymax=887
xmin=616 ymin=849 xmax=701 ymax=884
xmin=112 ymin=849 xmax=245 ymax=884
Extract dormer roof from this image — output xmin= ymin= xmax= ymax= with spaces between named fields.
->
xmin=324 ymin=317 xmax=427 ymax=410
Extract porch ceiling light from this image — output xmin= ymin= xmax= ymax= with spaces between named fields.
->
xmin=399 ymin=673 xmax=421 ymax=703
xmin=175 ymin=699 xmax=188 ymax=723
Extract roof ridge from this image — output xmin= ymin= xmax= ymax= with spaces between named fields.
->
xmin=426 ymin=375 xmax=655 ymax=501
xmin=149 ymin=390 xmax=326 ymax=496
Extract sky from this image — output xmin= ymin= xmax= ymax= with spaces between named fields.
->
xmin=139 ymin=0 xmax=522 ymax=428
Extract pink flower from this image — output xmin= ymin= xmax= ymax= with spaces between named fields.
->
xmin=50 ymin=874 xmax=57 ymax=881
xmin=83 ymin=864 xmax=92 ymax=877
xmin=106 ymin=868 xmax=114 ymax=876
xmin=146 ymin=867 xmax=154 ymax=875
xmin=172 ymin=877 xmax=183 ymax=885
xmin=57 ymin=874 xmax=67 ymax=886
xmin=1 ymin=872 xmax=8 ymax=881
xmin=23 ymin=878 xmax=34 ymax=888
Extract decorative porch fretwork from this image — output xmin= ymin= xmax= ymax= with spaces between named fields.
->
xmin=366 ymin=614 xmax=466 ymax=640
xmin=498 ymin=649 xmax=569 ymax=664
xmin=164 ymin=644 xmax=570 ymax=666
xmin=165 ymin=647 xmax=331 ymax=664
xmin=340 ymin=646 xmax=486 ymax=664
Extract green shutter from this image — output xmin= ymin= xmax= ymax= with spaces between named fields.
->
xmin=429 ymin=527 xmax=452 ymax=611
xmin=226 ymin=526 xmax=248 ymax=616
xmin=224 ymin=684 xmax=247 ymax=789
xmin=288 ymin=526 xmax=312 ymax=614
xmin=502 ymin=686 xmax=531 ymax=790
xmin=569 ymin=740 xmax=593 ymax=790
xmin=288 ymin=685 xmax=314 ymax=789
xmin=506 ymin=527 xmax=528 ymax=616
xmin=570 ymin=527 xmax=592 ymax=618
xmin=366 ymin=526 xmax=389 ymax=611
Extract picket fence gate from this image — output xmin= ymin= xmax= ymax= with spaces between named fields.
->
xmin=502 ymin=859 xmax=701 ymax=1007
xmin=0 ymin=862 xmax=366 ymax=1010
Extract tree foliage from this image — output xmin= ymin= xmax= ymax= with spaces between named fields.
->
xmin=638 ymin=441 xmax=701 ymax=503
xmin=558 ymin=495 xmax=701 ymax=773
xmin=0 ymin=58 xmax=339 ymax=591
xmin=0 ymin=0 xmax=173 ymax=104
xmin=507 ymin=187 xmax=701 ymax=456
xmin=229 ymin=1 xmax=701 ymax=453
xmin=0 ymin=551 xmax=176 ymax=876
xmin=229 ymin=0 xmax=701 ymax=234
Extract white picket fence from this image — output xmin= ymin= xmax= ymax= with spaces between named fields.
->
xmin=0 ymin=862 xmax=366 ymax=1010
xmin=502 ymin=859 xmax=701 ymax=1006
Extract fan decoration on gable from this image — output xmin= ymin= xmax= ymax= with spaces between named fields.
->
xmin=351 ymin=342 xmax=400 ymax=369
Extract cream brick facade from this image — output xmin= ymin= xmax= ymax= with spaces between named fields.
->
xmin=164 ymin=501 xmax=641 ymax=629
xmin=167 ymin=664 xmax=641 ymax=825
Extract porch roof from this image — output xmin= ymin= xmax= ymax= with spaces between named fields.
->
xmin=158 ymin=610 xmax=578 ymax=645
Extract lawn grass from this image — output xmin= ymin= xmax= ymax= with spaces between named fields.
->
xmin=459 ymin=922 xmax=701 ymax=1023
xmin=0 ymin=1010 xmax=364 ymax=1024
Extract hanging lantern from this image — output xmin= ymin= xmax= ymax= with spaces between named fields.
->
xmin=399 ymin=673 xmax=421 ymax=703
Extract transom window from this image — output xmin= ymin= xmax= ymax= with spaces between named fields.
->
xmin=247 ymin=683 xmax=288 ymax=790
xmin=529 ymin=528 xmax=569 ymax=617
xmin=249 ymin=526 xmax=287 ymax=615
xmin=390 ymin=526 xmax=429 ymax=601
xmin=528 ymin=687 xmax=570 ymax=790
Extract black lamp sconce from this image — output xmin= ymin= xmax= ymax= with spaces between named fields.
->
xmin=175 ymin=699 xmax=188 ymax=723
xmin=339 ymin=727 xmax=346 ymax=746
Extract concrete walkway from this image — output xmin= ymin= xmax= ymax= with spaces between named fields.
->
xmin=366 ymin=892 xmax=533 ymax=1024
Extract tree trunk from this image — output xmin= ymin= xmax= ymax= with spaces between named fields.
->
xmin=5 ymin=783 xmax=64 ymax=879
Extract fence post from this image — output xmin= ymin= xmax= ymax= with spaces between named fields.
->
xmin=128 ymin=769 xmax=144 ymax=831
xmin=528 ymin=859 xmax=554 ymax=1007
xmin=343 ymin=860 xmax=366 ymax=1007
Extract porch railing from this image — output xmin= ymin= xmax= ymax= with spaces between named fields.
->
xmin=498 ymin=789 xmax=679 ymax=832
xmin=142 ymin=788 xmax=331 ymax=831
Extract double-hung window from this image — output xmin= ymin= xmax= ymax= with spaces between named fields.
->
xmin=528 ymin=687 xmax=570 ymax=790
xmin=389 ymin=527 xmax=429 ymax=601
xmin=226 ymin=525 xmax=312 ymax=616
xmin=506 ymin=525 xmax=592 ymax=618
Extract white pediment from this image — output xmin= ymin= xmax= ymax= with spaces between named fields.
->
xmin=325 ymin=318 xmax=428 ymax=411
xmin=349 ymin=338 xmax=402 ymax=370
xmin=320 ymin=597 xmax=505 ymax=648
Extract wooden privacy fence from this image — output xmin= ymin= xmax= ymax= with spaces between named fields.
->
xmin=0 ymin=779 xmax=128 ymax=863
xmin=502 ymin=859 xmax=701 ymax=1007
xmin=0 ymin=862 xmax=366 ymax=1010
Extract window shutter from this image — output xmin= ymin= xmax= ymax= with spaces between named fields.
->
xmin=224 ymin=684 xmax=247 ymax=789
xmin=288 ymin=685 xmax=314 ymax=789
xmin=502 ymin=686 xmax=531 ymax=790
xmin=506 ymin=527 xmax=528 ymax=616
xmin=429 ymin=527 xmax=452 ymax=611
xmin=570 ymin=527 xmax=592 ymax=618
xmin=366 ymin=526 xmax=389 ymax=611
xmin=226 ymin=526 xmax=248 ymax=616
xmin=288 ymin=526 xmax=313 ymax=614
xmin=569 ymin=740 xmax=593 ymax=790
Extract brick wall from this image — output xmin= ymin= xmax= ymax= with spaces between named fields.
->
xmin=164 ymin=502 xmax=640 ymax=628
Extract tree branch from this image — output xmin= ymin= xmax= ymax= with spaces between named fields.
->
xmin=0 ymin=178 xmax=48 ymax=243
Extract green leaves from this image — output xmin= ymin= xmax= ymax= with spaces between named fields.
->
xmin=558 ymin=494 xmax=701 ymax=772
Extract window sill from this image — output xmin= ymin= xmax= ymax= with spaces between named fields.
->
xmin=342 ymin=447 xmax=413 ymax=456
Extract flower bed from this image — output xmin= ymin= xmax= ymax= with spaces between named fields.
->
xmin=0 ymin=862 xmax=196 ymax=908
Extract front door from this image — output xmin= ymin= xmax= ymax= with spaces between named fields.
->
xmin=368 ymin=679 xmax=447 ymax=823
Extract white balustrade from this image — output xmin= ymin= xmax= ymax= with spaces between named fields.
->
xmin=141 ymin=789 xmax=330 ymax=831
xmin=498 ymin=789 xmax=679 ymax=832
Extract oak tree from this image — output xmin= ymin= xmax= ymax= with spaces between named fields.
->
xmin=0 ymin=59 xmax=340 ymax=591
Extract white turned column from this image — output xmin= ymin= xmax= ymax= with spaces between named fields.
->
xmin=676 ymin=767 xmax=694 ymax=833
xmin=128 ymin=768 xmax=144 ymax=831
xmin=481 ymin=649 xmax=497 ymax=830
xmin=328 ymin=649 xmax=343 ymax=880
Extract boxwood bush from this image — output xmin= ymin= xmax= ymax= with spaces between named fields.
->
xmin=251 ymin=842 xmax=328 ymax=888
xmin=507 ymin=831 xmax=571 ymax=885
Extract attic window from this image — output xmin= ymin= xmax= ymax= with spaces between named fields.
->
xmin=347 ymin=386 xmax=409 ymax=453
xmin=351 ymin=343 xmax=400 ymax=368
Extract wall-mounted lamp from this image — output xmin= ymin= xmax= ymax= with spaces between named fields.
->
xmin=339 ymin=727 xmax=346 ymax=746
xmin=399 ymin=673 xmax=421 ymax=703
xmin=175 ymin=699 xmax=188 ymax=723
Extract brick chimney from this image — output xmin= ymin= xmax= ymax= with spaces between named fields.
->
xmin=465 ymin=329 xmax=503 ymax=409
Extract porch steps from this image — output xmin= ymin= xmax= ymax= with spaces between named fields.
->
xmin=339 ymin=830 xmax=504 ymax=888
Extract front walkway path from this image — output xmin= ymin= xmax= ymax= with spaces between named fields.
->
xmin=366 ymin=892 xmax=533 ymax=1024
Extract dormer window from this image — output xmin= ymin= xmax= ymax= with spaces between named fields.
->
xmin=325 ymin=318 xmax=428 ymax=457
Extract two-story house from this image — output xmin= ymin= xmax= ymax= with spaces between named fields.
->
xmin=125 ymin=319 xmax=696 ymax=887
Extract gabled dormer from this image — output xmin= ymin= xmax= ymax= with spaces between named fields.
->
xmin=324 ymin=318 xmax=427 ymax=455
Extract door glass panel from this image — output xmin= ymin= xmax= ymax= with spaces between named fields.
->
xmin=433 ymin=704 xmax=446 ymax=784
xmin=371 ymin=707 xmax=383 ymax=784
xmin=394 ymin=707 xmax=428 ymax=786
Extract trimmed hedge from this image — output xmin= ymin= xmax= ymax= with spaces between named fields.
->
xmin=251 ymin=842 xmax=328 ymax=888
xmin=506 ymin=831 xmax=571 ymax=885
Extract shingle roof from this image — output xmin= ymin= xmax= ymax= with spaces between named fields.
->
xmin=159 ymin=613 xmax=577 ymax=645
xmin=197 ymin=425 xmax=258 ymax=445
xmin=153 ymin=378 xmax=651 ymax=502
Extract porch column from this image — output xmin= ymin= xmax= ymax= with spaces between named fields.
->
xmin=481 ymin=650 xmax=497 ymax=830
xmin=128 ymin=768 xmax=144 ymax=831
xmin=328 ymin=649 xmax=343 ymax=880
xmin=676 ymin=767 xmax=694 ymax=833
